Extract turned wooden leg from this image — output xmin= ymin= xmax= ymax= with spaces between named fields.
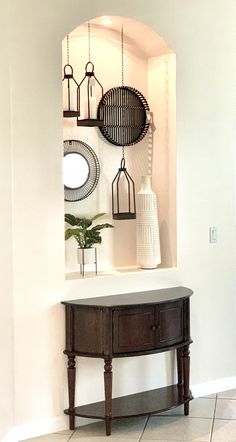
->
xmin=177 ymin=347 xmax=183 ymax=389
xmin=183 ymin=345 xmax=190 ymax=415
xmin=68 ymin=355 xmax=76 ymax=430
xmin=104 ymin=358 xmax=112 ymax=436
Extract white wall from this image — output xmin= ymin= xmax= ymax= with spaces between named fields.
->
xmin=0 ymin=1 xmax=14 ymax=439
xmin=2 ymin=0 xmax=236 ymax=439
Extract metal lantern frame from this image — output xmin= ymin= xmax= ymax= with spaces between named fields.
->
xmin=109 ymin=24 xmax=137 ymax=220
xmin=112 ymin=157 xmax=136 ymax=220
xmin=77 ymin=22 xmax=104 ymax=127
xmin=62 ymin=35 xmax=80 ymax=118
xmin=77 ymin=61 xmax=104 ymax=127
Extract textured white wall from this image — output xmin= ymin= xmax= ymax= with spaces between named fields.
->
xmin=2 ymin=0 xmax=236 ymax=438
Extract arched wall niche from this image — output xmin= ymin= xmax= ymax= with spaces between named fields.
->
xmin=63 ymin=15 xmax=176 ymax=274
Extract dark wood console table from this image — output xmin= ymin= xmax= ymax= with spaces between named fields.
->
xmin=62 ymin=286 xmax=193 ymax=436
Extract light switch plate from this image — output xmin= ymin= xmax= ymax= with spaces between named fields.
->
xmin=209 ymin=226 xmax=217 ymax=243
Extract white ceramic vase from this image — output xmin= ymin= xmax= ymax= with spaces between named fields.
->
xmin=136 ymin=175 xmax=161 ymax=269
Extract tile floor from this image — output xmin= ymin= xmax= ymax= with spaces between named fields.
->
xmin=22 ymin=389 xmax=236 ymax=442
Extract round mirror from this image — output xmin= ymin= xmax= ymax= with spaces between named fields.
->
xmin=63 ymin=152 xmax=89 ymax=189
xmin=64 ymin=140 xmax=100 ymax=202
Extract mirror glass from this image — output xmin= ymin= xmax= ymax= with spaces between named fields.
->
xmin=63 ymin=152 xmax=89 ymax=189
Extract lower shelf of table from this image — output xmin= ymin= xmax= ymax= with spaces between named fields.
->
xmin=64 ymin=384 xmax=193 ymax=420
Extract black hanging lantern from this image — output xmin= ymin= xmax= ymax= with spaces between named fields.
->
xmin=62 ymin=35 xmax=80 ymax=118
xmin=77 ymin=61 xmax=104 ymax=127
xmin=77 ymin=23 xmax=104 ymax=127
xmin=111 ymin=25 xmax=136 ymax=220
xmin=112 ymin=157 xmax=136 ymax=220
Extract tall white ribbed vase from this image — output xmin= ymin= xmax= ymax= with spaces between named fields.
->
xmin=136 ymin=175 xmax=161 ymax=269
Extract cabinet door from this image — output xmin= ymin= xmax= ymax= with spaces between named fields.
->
xmin=113 ymin=307 xmax=155 ymax=354
xmin=156 ymin=301 xmax=183 ymax=348
xmin=73 ymin=307 xmax=103 ymax=355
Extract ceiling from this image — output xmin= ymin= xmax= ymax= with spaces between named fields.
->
xmin=70 ymin=16 xmax=173 ymax=59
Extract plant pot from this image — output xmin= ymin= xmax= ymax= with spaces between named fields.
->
xmin=77 ymin=247 xmax=97 ymax=276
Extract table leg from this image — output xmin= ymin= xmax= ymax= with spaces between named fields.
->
xmin=183 ymin=345 xmax=190 ymax=415
xmin=104 ymin=358 xmax=112 ymax=436
xmin=67 ymin=355 xmax=76 ymax=430
xmin=177 ymin=347 xmax=183 ymax=389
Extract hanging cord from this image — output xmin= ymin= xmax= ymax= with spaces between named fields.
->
xmin=121 ymin=25 xmax=125 ymax=157
xmin=121 ymin=24 xmax=124 ymax=87
xmin=66 ymin=34 xmax=69 ymax=64
xmin=88 ymin=22 xmax=91 ymax=62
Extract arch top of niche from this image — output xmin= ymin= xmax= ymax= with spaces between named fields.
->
xmin=64 ymin=15 xmax=174 ymax=59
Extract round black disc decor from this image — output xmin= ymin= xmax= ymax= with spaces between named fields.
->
xmin=97 ymin=86 xmax=150 ymax=146
xmin=63 ymin=139 xmax=100 ymax=202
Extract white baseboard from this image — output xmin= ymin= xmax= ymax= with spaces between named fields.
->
xmin=1 ymin=416 xmax=68 ymax=442
xmin=191 ymin=376 xmax=236 ymax=398
xmin=3 ymin=376 xmax=236 ymax=442
xmin=1 ymin=415 xmax=97 ymax=442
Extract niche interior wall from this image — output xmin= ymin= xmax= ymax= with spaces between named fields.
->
xmin=63 ymin=17 xmax=176 ymax=274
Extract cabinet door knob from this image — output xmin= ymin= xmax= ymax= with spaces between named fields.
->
xmin=151 ymin=325 xmax=157 ymax=331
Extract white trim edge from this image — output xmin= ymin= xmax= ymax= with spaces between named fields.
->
xmin=1 ymin=415 xmax=68 ymax=442
xmin=191 ymin=375 xmax=236 ymax=398
xmin=2 ymin=376 xmax=236 ymax=441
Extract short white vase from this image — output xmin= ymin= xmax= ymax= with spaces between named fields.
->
xmin=136 ymin=175 xmax=161 ymax=269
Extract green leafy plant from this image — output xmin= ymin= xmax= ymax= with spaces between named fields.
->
xmin=65 ymin=213 xmax=114 ymax=249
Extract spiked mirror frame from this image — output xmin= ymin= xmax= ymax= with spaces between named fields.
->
xmin=64 ymin=139 xmax=100 ymax=202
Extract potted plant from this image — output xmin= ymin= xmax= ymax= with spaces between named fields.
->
xmin=65 ymin=212 xmax=114 ymax=274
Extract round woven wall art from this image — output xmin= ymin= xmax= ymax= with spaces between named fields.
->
xmin=97 ymin=86 xmax=150 ymax=146
xmin=64 ymin=139 xmax=100 ymax=202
